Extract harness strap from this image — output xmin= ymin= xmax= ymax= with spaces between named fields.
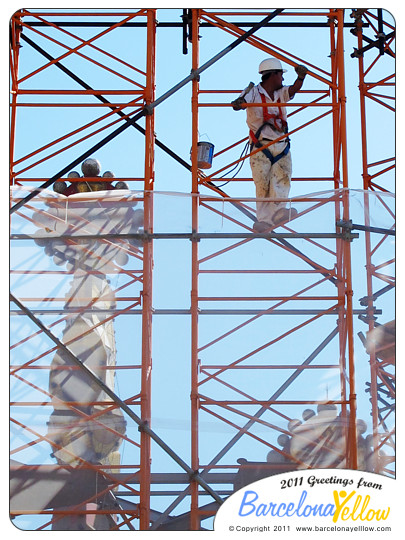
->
xmin=263 ymin=93 xmax=287 ymax=130
xmin=251 ymin=139 xmax=290 ymax=165
xmin=249 ymin=92 xmax=288 ymax=141
xmin=249 ymin=90 xmax=290 ymax=164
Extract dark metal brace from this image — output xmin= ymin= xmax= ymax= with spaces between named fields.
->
xmin=336 ymin=219 xmax=395 ymax=237
xmin=11 ymin=231 xmax=360 ymax=241
xmin=351 ymin=31 xmax=395 ymax=58
xmin=182 ymin=9 xmax=192 ymax=55
xmin=359 ymin=283 xmax=395 ymax=307
xmin=350 ymin=27 xmax=395 ymax=58
xmin=377 ymin=9 xmax=386 ymax=56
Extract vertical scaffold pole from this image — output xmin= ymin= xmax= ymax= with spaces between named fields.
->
xmin=355 ymin=12 xmax=386 ymax=475
xmin=329 ymin=8 xmax=358 ymax=470
xmin=190 ymin=7 xmax=201 ymax=531
xmin=336 ymin=8 xmax=358 ymax=469
xmin=329 ymin=9 xmax=348 ymax=456
xmin=140 ymin=9 xmax=156 ymax=530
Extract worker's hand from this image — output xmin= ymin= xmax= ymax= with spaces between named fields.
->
xmin=231 ymin=96 xmax=246 ymax=111
xmin=295 ymin=64 xmax=308 ymax=80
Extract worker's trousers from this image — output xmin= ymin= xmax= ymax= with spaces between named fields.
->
xmin=249 ymin=141 xmax=292 ymax=224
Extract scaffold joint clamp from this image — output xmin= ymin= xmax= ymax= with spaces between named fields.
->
xmin=190 ymin=230 xmax=200 ymax=242
xmin=138 ymin=420 xmax=149 ymax=433
xmin=188 ymin=469 xmax=200 ymax=481
xmin=190 ymin=69 xmax=200 ymax=81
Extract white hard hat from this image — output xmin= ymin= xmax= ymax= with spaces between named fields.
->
xmin=258 ymin=57 xmax=287 ymax=74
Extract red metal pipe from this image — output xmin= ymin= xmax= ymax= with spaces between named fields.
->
xmin=138 ymin=9 xmax=156 ymax=530
xmin=190 ymin=8 xmax=201 ymax=531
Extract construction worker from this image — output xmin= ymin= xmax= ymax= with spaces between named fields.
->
xmin=232 ymin=58 xmax=307 ymax=232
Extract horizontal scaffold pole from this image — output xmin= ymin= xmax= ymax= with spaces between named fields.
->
xmin=24 ymin=21 xmax=365 ymax=29
xmin=11 ymin=231 xmax=359 ymax=240
xmin=10 ymin=309 xmax=382 ymax=316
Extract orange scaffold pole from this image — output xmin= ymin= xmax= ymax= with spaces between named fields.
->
xmin=336 ymin=8 xmax=358 ymax=469
xmin=190 ymin=8 xmax=201 ymax=531
xmin=139 ymin=9 xmax=156 ymax=530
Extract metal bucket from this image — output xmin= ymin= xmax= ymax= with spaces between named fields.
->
xmin=197 ymin=141 xmax=214 ymax=169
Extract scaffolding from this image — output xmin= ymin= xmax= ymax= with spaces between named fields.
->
xmin=351 ymin=8 xmax=395 ymax=477
xmin=9 ymin=8 xmax=395 ymax=531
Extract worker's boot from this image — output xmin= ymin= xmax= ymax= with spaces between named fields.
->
xmin=253 ymin=221 xmax=272 ymax=233
xmin=272 ymin=207 xmax=298 ymax=225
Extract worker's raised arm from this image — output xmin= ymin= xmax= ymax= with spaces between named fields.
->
xmin=231 ymin=81 xmax=254 ymax=110
xmin=288 ymin=65 xmax=308 ymax=98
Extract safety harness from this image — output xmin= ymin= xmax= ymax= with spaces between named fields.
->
xmin=249 ymin=91 xmax=290 ymax=165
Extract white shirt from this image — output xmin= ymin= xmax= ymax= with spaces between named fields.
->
xmin=243 ymin=83 xmax=291 ymax=141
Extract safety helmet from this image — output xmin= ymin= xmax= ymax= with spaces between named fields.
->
xmin=258 ymin=58 xmax=287 ymax=74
